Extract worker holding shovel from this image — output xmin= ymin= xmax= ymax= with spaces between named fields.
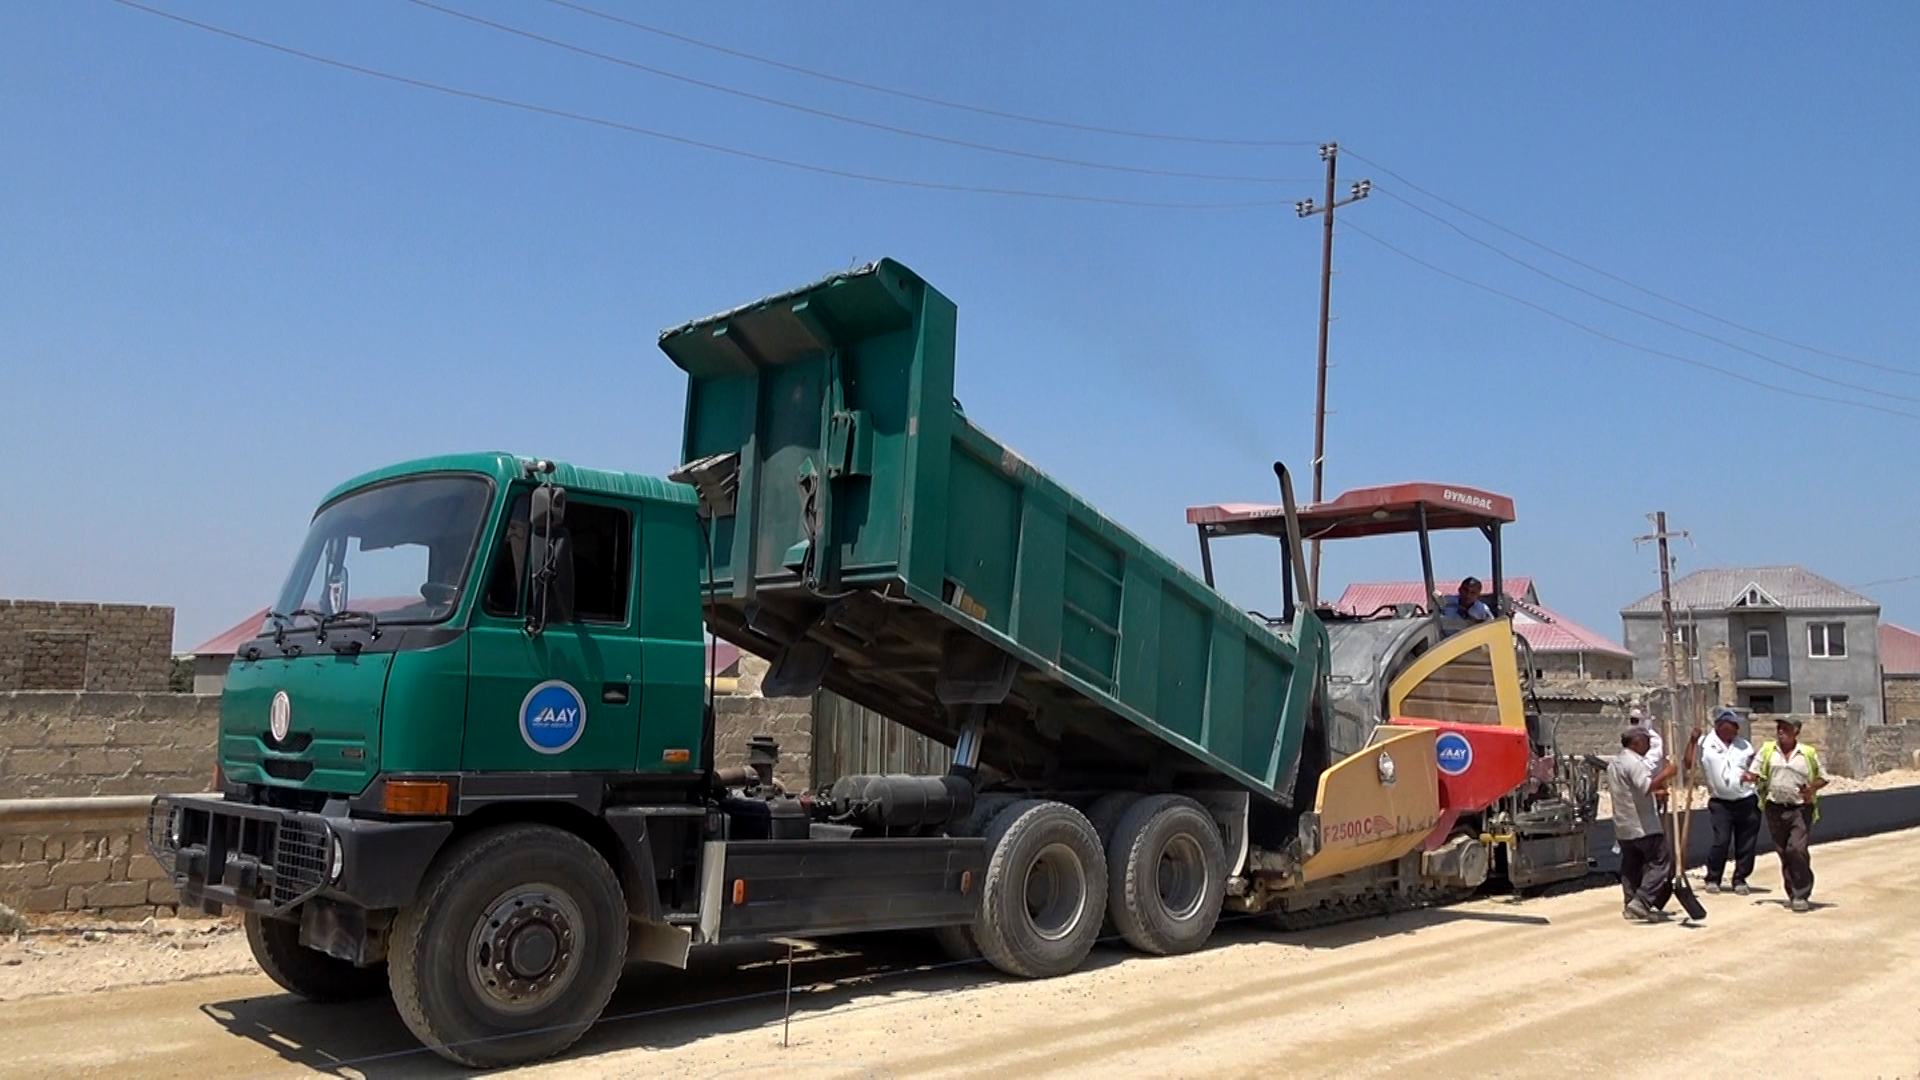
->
xmin=1609 ymin=726 xmax=1680 ymax=922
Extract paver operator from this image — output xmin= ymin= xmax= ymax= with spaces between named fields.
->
xmin=1685 ymin=706 xmax=1759 ymax=896
xmin=1744 ymin=716 xmax=1827 ymax=913
xmin=1440 ymin=576 xmax=1494 ymax=623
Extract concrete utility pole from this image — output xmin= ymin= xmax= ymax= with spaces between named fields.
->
xmin=1295 ymin=143 xmax=1370 ymax=596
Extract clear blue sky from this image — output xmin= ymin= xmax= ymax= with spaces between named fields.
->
xmin=4 ymin=1 xmax=1918 ymax=651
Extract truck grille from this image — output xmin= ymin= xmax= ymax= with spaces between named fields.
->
xmin=271 ymin=816 xmax=331 ymax=907
xmin=145 ymin=800 xmax=180 ymax=875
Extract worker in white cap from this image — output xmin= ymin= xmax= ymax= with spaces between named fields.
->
xmin=1627 ymin=707 xmax=1665 ymax=771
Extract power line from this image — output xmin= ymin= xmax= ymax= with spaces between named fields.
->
xmin=402 ymin=0 xmax=1306 ymax=186
xmin=1374 ymin=185 xmax=1920 ymax=406
xmin=107 ymin=0 xmax=1293 ymax=211
xmin=1852 ymin=574 xmax=1920 ymax=590
xmin=1344 ymin=147 xmax=1920 ymax=380
xmin=542 ymin=0 xmax=1315 ymax=150
xmin=1340 ymin=219 xmax=1920 ymax=423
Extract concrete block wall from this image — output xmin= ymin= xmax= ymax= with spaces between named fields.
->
xmin=1546 ymin=706 xmax=1907 ymax=779
xmin=1884 ymin=676 xmax=1920 ymax=726
xmin=0 ymin=692 xmax=219 ymax=799
xmin=0 ymin=811 xmax=181 ymax=918
xmin=0 ymin=601 xmax=175 ymax=693
xmin=711 ymin=695 xmax=814 ymax=792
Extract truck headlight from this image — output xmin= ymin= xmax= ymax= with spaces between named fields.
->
xmin=328 ymin=833 xmax=345 ymax=883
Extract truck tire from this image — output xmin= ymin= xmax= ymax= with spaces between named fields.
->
xmin=389 ymin=824 xmax=628 ymax=1069
xmin=974 ymin=800 xmax=1107 ymax=979
xmin=1107 ymin=795 xmax=1226 ymax=956
xmin=245 ymin=913 xmax=388 ymax=1003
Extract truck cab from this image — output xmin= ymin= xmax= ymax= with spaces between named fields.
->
xmin=218 ymin=454 xmax=709 ymax=798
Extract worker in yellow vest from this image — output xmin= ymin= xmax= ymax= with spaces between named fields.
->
xmin=1742 ymin=716 xmax=1827 ymax=913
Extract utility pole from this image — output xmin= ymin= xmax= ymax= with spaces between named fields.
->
xmin=1295 ymin=143 xmax=1370 ymax=596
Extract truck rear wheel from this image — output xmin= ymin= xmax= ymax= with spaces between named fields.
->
xmin=974 ymin=800 xmax=1107 ymax=979
xmin=389 ymin=824 xmax=628 ymax=1068
xmin=1107 ymin=795 xmax=1226 ymax=956
xmin=245 ymin=913 xmax=388 ymax=1003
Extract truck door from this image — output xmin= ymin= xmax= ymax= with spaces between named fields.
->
xmin=464 ymin=490 xmax=645 ymax=772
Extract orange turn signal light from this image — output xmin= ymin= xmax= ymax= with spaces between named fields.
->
xmin=663 ymin=748 xmax=692 ymax=764
xmin=732 ymin=879 xmax=747 ymax=905
xmin=382 ymin=780 xmax=451 ymax=816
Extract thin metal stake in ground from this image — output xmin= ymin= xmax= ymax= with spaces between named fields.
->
xmin=783 ymin=940 xmax=795 ymax=1048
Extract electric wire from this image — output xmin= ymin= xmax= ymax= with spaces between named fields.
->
xmin=1374 ymin=185 xmax=1920 ymax=405
xmin=1339 ymin=219 xmax=1920 ymax=424
xmin=541 ymin=0 xmax=1315 ymax=149
xmin=106 ymin=0 xmax=1294 ymax=211
xmin=1345 ymin=147 xmax=1920 ymax=380
xmin=403 ymin=0 xmax=1306 ymax=185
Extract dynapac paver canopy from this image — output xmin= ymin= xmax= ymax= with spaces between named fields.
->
xmin=1187 ymin=479 xmax=1517 ymax=617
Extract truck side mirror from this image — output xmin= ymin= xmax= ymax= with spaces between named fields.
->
xmin=526 ymin=485 xmax=574 ymax=635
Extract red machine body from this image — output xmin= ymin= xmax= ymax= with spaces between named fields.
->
xmin=1390 ymin=718 xmax=1531 ymax=813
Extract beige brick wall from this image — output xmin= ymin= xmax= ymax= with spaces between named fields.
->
xmin=0 ymin=692 xmax=219 ymax=799
xmin=712 ymin=695 xmax=814 ymax=792
xmin=0 ymin=809 xmax=185 ymax=919
xmin=1884 ymin=675 xmax=1920 ymax=726
xmin=0 ymin=600 xmax=175 ymax=693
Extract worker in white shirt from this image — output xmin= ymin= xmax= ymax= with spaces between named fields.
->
xmin=1684 ymin=706 xmax=1759 ymax=895
xmin=1743 ymin=717 xmax=1827 ymax=913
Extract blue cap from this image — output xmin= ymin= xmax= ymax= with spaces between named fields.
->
xmin=1712 ymin=707 xmax=1742 ymax=725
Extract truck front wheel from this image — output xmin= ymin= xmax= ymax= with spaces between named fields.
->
xmin=245 ymin=914 xmax=388 ymax=1002
xmin=389 ymin=824 xmax=628 ymax=1068
xmin=975 ymin=800 xmax=1107 ymax=979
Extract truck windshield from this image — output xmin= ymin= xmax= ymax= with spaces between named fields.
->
xmin=265 ymin=475 xmax=493 ymax=634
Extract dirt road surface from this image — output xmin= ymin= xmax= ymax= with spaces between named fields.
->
xmin=2 ymin=827 xmax=1916 ymax=1079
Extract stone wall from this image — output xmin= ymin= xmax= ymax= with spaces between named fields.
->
xmin=0 ymin=807 xmax=179 ymax=918
xmin=0 ymin=601 xmax=175 ymax=693
xmin=1545 ymin=704 xmax=1915 ymax=779
xmin=1884 ymin=675 xmax=1920 ymax=727
xmin=710 ymin=657 xmax=814 ymax=791
xmin=0 ymin=692 xmax=219 ymax=799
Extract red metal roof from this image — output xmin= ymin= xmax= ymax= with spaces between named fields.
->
xmin=1510 ymin=600 xmax=1633 ymax=658
xmin=1188 ymin=481 xmax=1515 ymax=541
xmin=1334 ymin=580 xmax=1537 ymax=615
xmin=188 ymin=608 xmax=271 ymax=657
xmin=1881 ymin=624 xmax=1920 ymax=675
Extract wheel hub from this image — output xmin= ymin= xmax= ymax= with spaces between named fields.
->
xmin=468 ymin=886 xmax=582 ymax=1014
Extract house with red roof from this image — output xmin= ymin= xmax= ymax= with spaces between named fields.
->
xmin=1880 ymin=623 xmax=1920 ymax=726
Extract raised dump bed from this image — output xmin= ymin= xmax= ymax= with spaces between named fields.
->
xmin=661 ymin=259 xmax=1328 ymax=804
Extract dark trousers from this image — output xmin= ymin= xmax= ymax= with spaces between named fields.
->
xmin=1618 ymin=833 xmax=1674 ymax=910
xmin=1764 ymin=802 xmax=1816 ymax=901
xmin=1706 ymin=794 xmax=1761 ymax=886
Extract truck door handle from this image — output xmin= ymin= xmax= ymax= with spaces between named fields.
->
xmin=601 ymin=683 xmax=630 ymax=705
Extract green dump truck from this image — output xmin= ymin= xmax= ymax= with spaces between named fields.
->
xmin=151 ymin=259 xmax=1586 ymax=1068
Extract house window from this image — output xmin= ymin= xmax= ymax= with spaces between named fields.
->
xmin=1811 ymin=694 xmax=1849 ymax=716
xmin=1673 ymin=624 xmax=1698 ymax=658
xmin=1808 ymin=622 xmax=1847 ymax=659
xmin=1747 ymin=694 xmax=1776 ymax=714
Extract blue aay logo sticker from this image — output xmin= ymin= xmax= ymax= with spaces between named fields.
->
xmin=1435 ymin=732 xmax=1473 ymax=776
xmin=520 ymin=680 xmax=587 ymax=754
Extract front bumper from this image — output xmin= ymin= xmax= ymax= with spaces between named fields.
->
xmin=148 ymin=794 xmax=452 ymax=916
